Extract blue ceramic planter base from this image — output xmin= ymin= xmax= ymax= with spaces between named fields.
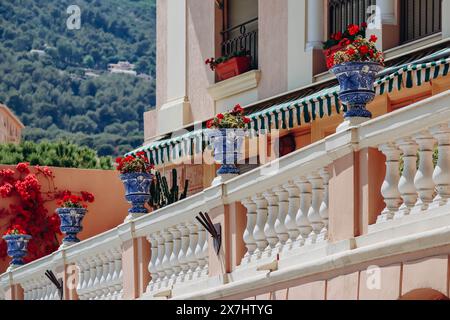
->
xmin=217 ymin=164 xmax=240 ymax=175
xmin=3 ymin=234 xmax=31 ymax=268
xmin=120 ymin=172 xmax=153 ymax=219
xmin=331 ymin=62 xmax=383 ymax=121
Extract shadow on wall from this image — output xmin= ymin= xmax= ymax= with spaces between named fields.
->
xmin=0 ymin=165 xmax=130 ymax=273
xmin=399 ymin=289 xmax=450 ymax=300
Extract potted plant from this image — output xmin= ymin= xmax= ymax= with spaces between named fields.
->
xmin=56 ymin=191 xmax=94 ymax=248
xmin=205 ymin=50 xmax=252 ymax=81
xmin=323 ymin=22 xmax=368 ymax=60
xmin=2 ymin=225 xmax=31 ymax=270
xmin=206 ymin=104 xmax=250 ymax=185
xmin=326 ymin=24 xmax=385 ymax=131
xmin=116 ymin=152 xmax=154 ymax=221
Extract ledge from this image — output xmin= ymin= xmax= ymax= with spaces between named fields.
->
xmin=207 ymin=70 xmax=261 ymax=102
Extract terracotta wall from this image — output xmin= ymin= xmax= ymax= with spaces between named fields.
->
xmin=0 ymin=165 xmax=130 ymax=273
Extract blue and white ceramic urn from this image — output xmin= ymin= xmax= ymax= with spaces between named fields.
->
xmin=207 ymin=129 xmax=246 ymax=185
xmin=56 ymin=207 xmax=87 ymax=248
xmin=331 ymin=61 xmax=383 ymax=121
xmin=120 ymin=172 xmax=153 ymax=220
xmin=2 ymin=234 xmax=32 ymax=270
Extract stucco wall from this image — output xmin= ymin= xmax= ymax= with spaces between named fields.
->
xmin=0 ymin=166 xmax=130 ymax=273
xmin=186 ymin=0 xmax=216 ymax=123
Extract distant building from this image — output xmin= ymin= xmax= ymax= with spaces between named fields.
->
xmin=28 ymin=49 xmax=46 ymax=57
xmin=108 ymin=61 xmax=137 ymax=76
xmin=0 ymin=104 xmax=24 ymax=144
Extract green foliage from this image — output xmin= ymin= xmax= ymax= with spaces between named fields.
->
xmin=149 ymin=169 xmax=189 ymax=210
xmin=0 ymin=140 xmax=113 ymax=170
xmin=0 ymin=0 xmax=156 ymax=156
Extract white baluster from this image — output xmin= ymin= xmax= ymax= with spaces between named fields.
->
xmin=93 ymin=255 xmax=104 ymax=299
xmin=378 ymin=143 xmax=402 ymax=223
xmin=112 ymin=247 xmax=123 ymax=300
xmin=317 ymin=168 xmax=330 ymax=242
xmin=76 ymin=260 xmax=86 ymax=300
xmin=161 ymin=229 xmax=174 ymax=286
xmin=86 ymin=256 xmax=97 ymax=299
xmin=169 ymin=227 xmax=182 ymax=282
xmin=430 ymin=124 xmax=450 ymax=209
xmin=104 ymin=250 xmax=115 ymax=299
xmin=177 ymin=224 xmax=190 ymax=282
xmin=252 ymin=194 xmax=268 ymax=257
xmin=273 ymin=186 xmax=289 ymax=247
xmin=147 ymin=234 xmax=159 ymax=292
xmin=155 ymin=232 xmax=166 ymax=288
xmin=98 ymin=253 xmax=110 ymax=299
xmin=186 ymin=222 xmax=199 ymax=277
xmin=241 ymin=198 xmax=257 ymax=264
xmin=396 ymin=138 xmax=419 ymax=218
xmin=202 ymin=227 xmax=209 ymax=276
xmin=282 ymin=182 xmax=300 ymax=248
xmin=194 ymin=222 xmax=207 ymax=277
xmin=411 ymin=132 xmax=436 ymax=214
xmin=295 ymin=177 xmax=312 ymax=246
xmin=306 ymin=172 xmax=324 ymax=245
xmin=262 ymin=190 xmax=279 ymax=253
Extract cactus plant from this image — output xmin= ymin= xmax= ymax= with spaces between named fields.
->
xmin=148 ymin=169 xmax=189 ymax=210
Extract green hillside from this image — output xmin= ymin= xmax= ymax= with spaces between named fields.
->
xmin=0 ymin=0 xmax=156 ymax=156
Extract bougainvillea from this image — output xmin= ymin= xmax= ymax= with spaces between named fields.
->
xmin=206 ymin=104 xmax=251 ymax=129
xmin=0 ymin=163 xmax=94 ymax=263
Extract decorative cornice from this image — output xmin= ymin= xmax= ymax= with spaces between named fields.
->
xmin=207 ymin=70 xmax=261 ymax=102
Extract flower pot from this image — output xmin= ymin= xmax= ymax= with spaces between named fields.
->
xmin=323 ymin=44 xmax=343 ymax=58
xmin=120 ymin=172 xmax=153 ymax=220
xmin=331 ymin=61 xmax=384 ymax=120
xmin=56 ymin=207 xmax=87 ymax=247
xmin=206 ymin=129 xmax=246 ymax=185
xmin=215 ymin=56 xmax=251 ymax=81
xmin=2 ymin=234 xmax=31 ymax=269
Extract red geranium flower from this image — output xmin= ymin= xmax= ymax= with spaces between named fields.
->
xmin=334 ymin=31 xmax=343 ymax=41
xmin=216 ymin=113 xmax=224 ymax=120
xmin=361 ymin=22 xmax=368 ymax=28
xmin=359 ymin=45 xmax=369 ymax=55
xmin=370 ymin=35 xmax=378 ymax=43
xmin=348 ymin=24 xmax=360 ymax=36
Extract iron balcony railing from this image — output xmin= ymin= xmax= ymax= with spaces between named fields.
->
xmin=400 ymin=0 xmax=442 ymax=44
xmin=328 ymin=0 xmax=376 ymax=36
xmin=221 ymin=17 xmax=258 ymax=69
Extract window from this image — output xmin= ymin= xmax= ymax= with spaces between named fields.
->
xmin=221 ymin=0 xmax=258 ymax=68
xmin=400 ymin=0 xmax=442 ymax=44
xmin=328 ymin=0 xmax=376 ymax=36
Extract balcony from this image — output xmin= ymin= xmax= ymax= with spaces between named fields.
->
xmin=2 ymin=89 xmax=450 ymax=300
xmin=220 ymin=17 xmax=258 ymax=72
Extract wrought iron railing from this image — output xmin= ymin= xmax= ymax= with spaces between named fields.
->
xmin=328 ymin=0 xmax=375 ymax=36
xmin=221 ymin=17 xmax=258 ymax=69
xmin=400 ymin=0 xmax=442 ymax=44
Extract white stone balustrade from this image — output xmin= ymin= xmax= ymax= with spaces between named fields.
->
xmin=144 ymin=219 xmax=209 ymax=295
xmin=237 ymin=166 xmax=330 ymax=265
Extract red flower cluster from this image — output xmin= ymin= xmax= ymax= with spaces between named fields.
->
xmin=56 ymin=190 xmax=95 ymax=209
xmin=324 ymin=23 xmax=384 ymax=69
xmin=207 ymin=104 xmax=250 ymax=129
xmin=4 ymin=225 xmax=27 ymax=236
xmin=116 ymin=151 xmax=154 ymax=174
